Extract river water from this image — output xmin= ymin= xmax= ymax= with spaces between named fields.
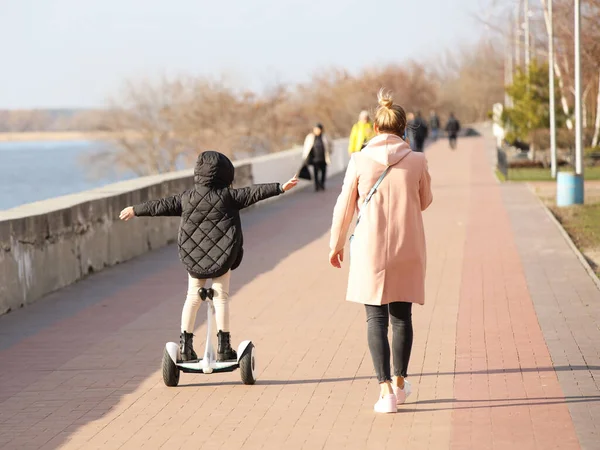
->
xmin=0 ymin=140 xmax=138 ymax=211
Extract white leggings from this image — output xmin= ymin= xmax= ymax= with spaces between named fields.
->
xmin=181 ymin=272 xmax=231 ymax=333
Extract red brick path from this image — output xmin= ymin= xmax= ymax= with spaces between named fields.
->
xmin=450 ymin=140 xmax=580 ymax=449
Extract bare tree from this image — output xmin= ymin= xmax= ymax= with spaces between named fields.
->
xmin=432 ymin=40 xmax=505 ymax=122
xmin=91 ymin=77 xmax=310 ymax=176
xmin=92 ymin=78 xmax=196 ymax=176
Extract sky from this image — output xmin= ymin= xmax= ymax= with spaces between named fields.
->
xmin=0 ymin=0 xmax=488 ymax=109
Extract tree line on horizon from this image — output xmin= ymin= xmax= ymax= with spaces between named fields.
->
xmin=1 ymin=38 xmax=504 ymax=176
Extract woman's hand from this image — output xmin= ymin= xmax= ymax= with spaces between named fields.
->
xmin=329 ymin=248 xmax=344 ymax=268
xmin=282 ymin=176 xmax=299 ymax=192
xmin=119 ymin=206 xmax=135 ymax=221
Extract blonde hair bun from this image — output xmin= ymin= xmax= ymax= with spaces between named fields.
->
xmin=374 ymin=87 xmax=407 ymax=137
xmin=377 ymin=88 xmax=394 ymax=109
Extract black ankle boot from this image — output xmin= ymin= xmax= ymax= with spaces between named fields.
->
xmin=179 ymin=332 xmax=198 ymax=362
xmin=217 ymin=330 xmax=237 ymax=362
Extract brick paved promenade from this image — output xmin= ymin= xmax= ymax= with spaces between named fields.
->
xmin=1 ymin=131 xmax=599 ymax=449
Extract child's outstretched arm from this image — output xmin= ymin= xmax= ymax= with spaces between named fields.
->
xmin=119 ymin=194 xmax=183 ymax=221
xmin=230 ymin=177 xmax=298 ymax=210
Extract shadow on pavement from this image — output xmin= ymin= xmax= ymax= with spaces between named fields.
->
xmin=415 ymin=365 xmax=600 ymax=377
xmin=182 ymin=375 xmax=373 ymax=388
xmin=0 ymin=180 xmax=342 ymax=449
xmin=401 ymin=395 xmax=600 ymax=413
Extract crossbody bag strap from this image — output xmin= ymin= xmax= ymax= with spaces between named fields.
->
xmin=354 ymin=165 xmax=391 ymax=228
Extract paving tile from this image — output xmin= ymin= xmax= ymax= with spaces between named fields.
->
xmin=503 ymin=179 xmax=600 ymax=449
xmin=0 ymin=135 xmax=595 ymax=449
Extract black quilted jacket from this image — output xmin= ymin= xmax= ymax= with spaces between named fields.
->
xmin=133 ymin=151 xmax=284 ymax=279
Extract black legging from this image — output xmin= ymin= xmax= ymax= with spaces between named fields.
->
xmin=312 ymin=162 xmax=327 ymax=191
xmin=365 ymin=302 xmax=413 ymax=383
xmin=414 ymin=138 xmax=425 ymax=153
xmin=449 ymin=134 xmax=457 ymax=149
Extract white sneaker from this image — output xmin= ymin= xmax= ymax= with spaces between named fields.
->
xmin=393 ymin=379 xmax=412 ymax=406
xmin=374 ymin=394 xmax=397 ymax=413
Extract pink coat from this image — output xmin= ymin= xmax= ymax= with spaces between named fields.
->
xmin=329 ymin=134 xmax=433 ymax=306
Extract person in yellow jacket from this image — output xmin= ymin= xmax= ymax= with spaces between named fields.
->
xmin=348 ymin=110 xmax=375 ymax=154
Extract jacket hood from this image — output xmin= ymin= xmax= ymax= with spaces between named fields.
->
xmin=194 ymin=151 xmax=235 ymax=188
xmin=361 ymin=134 xmax=412 ymax=166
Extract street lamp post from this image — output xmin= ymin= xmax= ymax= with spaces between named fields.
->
xmin=549 ymin=0 xmax=557 ymax=178
xmin=574 ymin=0 xmax=584 ymax=179
xmin=515 ymin=0 xmax=522 ymax=68
xmin=559 ymin=0 xmax=585 ymax=206
xmin=524 ymin=0 xmax=530 ymax=74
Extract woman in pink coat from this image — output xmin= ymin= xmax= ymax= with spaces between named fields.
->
xmin=329 ymin=89 xmax=433 ymax=413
